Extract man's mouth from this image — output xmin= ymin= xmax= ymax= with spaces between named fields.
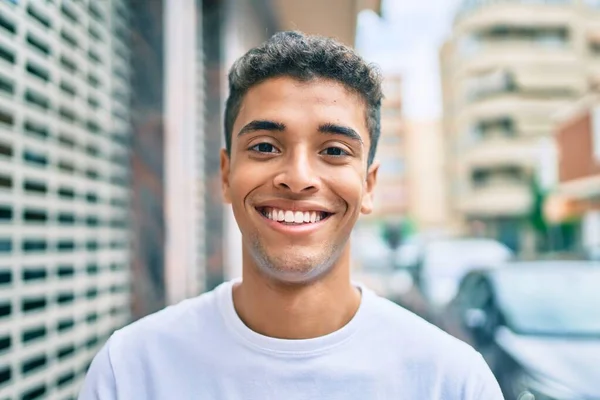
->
xmin=256 ymin=207 xmax=332 ymax=225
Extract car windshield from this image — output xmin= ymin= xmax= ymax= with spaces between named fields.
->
xmin=494 ymin=265 xmax=600 ymax=336
xmin=421 ymin=239 xmax=513 ymax=307
xmin=423 ymin=239 xmax=513 ymax=278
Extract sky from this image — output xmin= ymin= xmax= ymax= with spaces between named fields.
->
xmin=356 ymin=0 xmax=463 ymax=119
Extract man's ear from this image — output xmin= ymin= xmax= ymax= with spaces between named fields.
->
xmin=220 ymin=149 xmax=232 ymax=204
xmin=361 ymin=161 xmax=379 ymax=215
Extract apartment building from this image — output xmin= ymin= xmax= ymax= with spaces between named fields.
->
xmin=370 ymin=75 xmax=406 ymax=221
xmin=441 ymin=0 xmax=600 ymax=253
xmin=0 ymin=0 xmax=132 ymax=398
xmin=553 ymin=93 xmax=600 ymax=257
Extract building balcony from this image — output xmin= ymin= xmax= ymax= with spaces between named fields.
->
xmin=461 ymin=138 xmax=539 ymax=170
xmin=457 ymin=92 xmax=572 ymax=126
xmin=455 ymin=2 xmax=576 ymax=32
xmin=459 ymin=181 xmax=532 ymax=217
xmin=454 ymin=43 xmax=579 ymax=78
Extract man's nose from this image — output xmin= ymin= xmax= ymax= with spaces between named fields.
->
xmin=272 ymin=150 xmax=320 ymax=194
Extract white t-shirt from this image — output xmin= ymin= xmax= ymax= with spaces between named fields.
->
xmin=79 ymin=280 xmax=504 ymax=399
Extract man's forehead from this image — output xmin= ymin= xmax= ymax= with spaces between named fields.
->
xmin=235 ymin=77 xmax=368 ymax=131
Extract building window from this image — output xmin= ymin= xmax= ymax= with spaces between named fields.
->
xmin=26 ymin=34 xmax=51 ymax=57
xmin=0 ymin=206 xmax=12 ymax=221
xmin=22 ymin=297 xmax=46 ymax=313
xmin=0 ymin=302 xmax=11 ymax=318
xmin=85 ymin=312 xmax=98 ymax=324
xmin=0 ymin=175 xmax=12 ymax=189
xmin=25 ymin=62 xmax=50 ymax=82
xmin=0 ymin=270 xmax=11 ymax=285
xmin=0 ymin=239 xmax=11 ymax=253
xmin=26 ymin=5 xmax=51 ymax=29
xmin=0 ymin=43 xmax=16 ymax=65
xmin=23 ymin=180 xmax=47 ymax=195
xmin=56 ymin=370 xmax=76 ymax=388
xmin=58 ymin=133 xmax=77 ymax=149
xmin=23 ymin=209 xmax=48 ymax=224
xmin=24 ymin=89 xmax=50 ymax=110
xmin=56 ymin=318 xmax=75 ymax=332
xmin=57 ymin=265 xmax=75 ymax=278
xmin=57 ymin=240 xmax=76 ymax=252
xmin=464 ymin=70 xmax=515 ymax=102
xmin=21 ymin=383 xmax=46 ymax=400
xmin=86 ymin=264 xmax=99 ymax=275
xmin=479 ymin=25 xmax=569 ymax=48
xmin=0 ymin=335 xmax=11 ymax=352
xmin=58 ymin=212 xmax=76 ymax=225
xmin=22 ymin=326 xmax=47 ymax=344
xmin=22 ymin=268 xmax=46 ymax=282
xmin=0 ymin=366 xmax=11 ymax=386
xmin=89 ymin=25 xmax=102 ymax=41
xmin=85 ymin=287 xmax=98 ymax=300
xmin=56 ymin=292 xmax=75 ymax=305
xmin=59 ymin=55 xmax=78 ymax=74
xmin=58 ymin=107 xmax=77 ymax=123
xmin=86 ymin=217 xmax=99 ymax=228
xmin=0 ymin=13 xmax=16 ymax=35
xmin=59 ymin=80 xmax=77 ymax=97
xmin=60 ymin=29 xmax=78 ymax=49
xmin=58 ymin=160 xmax=76 ymax=174
xmin=0 ymin=74 xmax=14 ymax=95
xmin=60 ymin=3 xmax=78 ymax=24
xmin=22 ymin=239 xmax=47 ymax=252
xmin=23 ymin=150 xmax=48 ymax=167
xmin=57 ymin=344 xmax=75 ymax=359
xmin=85 ymin=335 xmax=99 ymax=349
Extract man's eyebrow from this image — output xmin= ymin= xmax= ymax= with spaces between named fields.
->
xmin=238 ymin=120 xmax=286 ymax=136
xmin=318 ymin=123 xmax=363 ymax=144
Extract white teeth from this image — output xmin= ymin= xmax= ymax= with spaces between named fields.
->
xmin=284 ymin=211 xmax=294 ymax=223
xmin=263 ymin=208 xmax=327 ymax=224
xmin=294 ymin=211 xmax=304 ymax=223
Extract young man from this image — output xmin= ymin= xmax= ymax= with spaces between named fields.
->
xmin=79 ymin=31 xmax=504 ymax=399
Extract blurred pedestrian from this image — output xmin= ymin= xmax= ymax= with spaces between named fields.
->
xmin=79 ymin=31 xmax=503 ymax=400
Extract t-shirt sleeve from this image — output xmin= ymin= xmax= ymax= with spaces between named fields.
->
xmin=466 ymin=353 xmax=505 ymax=400
xmin=78 ymin=338 xmax=118 ymax=400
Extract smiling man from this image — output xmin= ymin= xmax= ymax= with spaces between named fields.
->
xmin=79 ymin=31 xmax=504 ymax=399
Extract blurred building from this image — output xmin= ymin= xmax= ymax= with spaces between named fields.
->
xmin=370 ymin=75 xmax=406 ymax=221
xmin=553 ymin=93 xmax=600 ymax=257
xmin=0 ymin=0 xmax=132 ymax=398
xmin=405 ymin=120 xmax=450 ymax=234
xmin=440 ymin=0 xmax=600 ymax=253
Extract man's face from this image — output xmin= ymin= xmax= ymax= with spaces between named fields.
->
xmin=221 ymin=77 xmax=378 ymax=284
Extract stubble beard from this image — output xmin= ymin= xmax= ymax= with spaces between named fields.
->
xmin=246 ymin=232 xmax=346 ymax=285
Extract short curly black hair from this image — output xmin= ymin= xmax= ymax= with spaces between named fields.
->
xmin=224 ymin=31 xmax=383 ymax=166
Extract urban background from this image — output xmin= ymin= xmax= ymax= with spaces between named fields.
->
xmin=0 ymin=0 xmax=598 ymax=399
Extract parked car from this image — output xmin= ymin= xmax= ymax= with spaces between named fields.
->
xmin=442 ymin=261 xmax=600 ymax=400
xmin=405 ymin=238 xmax=513 ymax=312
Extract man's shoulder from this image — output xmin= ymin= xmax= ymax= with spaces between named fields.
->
xmin=366 ymin=292 xmax=482 ymax=366
xmin=110 ymin=285 xmax=222 ymax=349
xmin=365 ymin=293 xmax=501 ymax=397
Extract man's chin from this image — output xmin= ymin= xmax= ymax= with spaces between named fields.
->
xmin=252 ymin=253 xmax=335 ymax=285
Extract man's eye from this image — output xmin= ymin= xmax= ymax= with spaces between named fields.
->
xmin=322 ymin=147 xmax=348 ymax=157
xmin=251 ymin=143 xmax=278 ymax=153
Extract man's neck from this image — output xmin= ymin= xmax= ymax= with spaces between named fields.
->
xmin=232 ymin=256 xmax=361 ymax=340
